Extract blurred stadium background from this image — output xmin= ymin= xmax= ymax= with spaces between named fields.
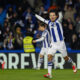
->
xmin=0 ymin=0 xmax=80 ymax=80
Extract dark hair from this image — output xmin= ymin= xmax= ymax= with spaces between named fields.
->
xmin=49 ymin=9 xmax=58 ymax=16
xmin=39 ymin=22 xmax=46 ymax=28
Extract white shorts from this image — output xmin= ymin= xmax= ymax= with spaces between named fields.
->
xmin=40 ymin=47 xmax=49 ymax=55
xmin=48 ymin=41 xmax=68 ymax=57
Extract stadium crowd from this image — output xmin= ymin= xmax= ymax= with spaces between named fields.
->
xmin=0 ymin=0 xmax=80 ymax=50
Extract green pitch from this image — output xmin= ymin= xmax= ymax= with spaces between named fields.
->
xmin=0 ymin=69 xmax=80 ymax=80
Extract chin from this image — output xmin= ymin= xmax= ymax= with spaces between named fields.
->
xmin=51 ymin=20 xmax=55 ymax=22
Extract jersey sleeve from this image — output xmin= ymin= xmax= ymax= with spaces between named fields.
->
xmin=35 ymin=14 xmax=49 ymax=24
xmin=35 ymin=37 xmax=45 ymax=42
xmin=35 ymin=31 xmax=48 ymax=42
xmin=42 ymin=31 xmax=48 ymax=38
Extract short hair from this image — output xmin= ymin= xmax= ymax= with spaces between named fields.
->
xmin=49 ymin=9 xmax=58 ymax=16
xmin=39 ymin=22 xmax=46 ymax=28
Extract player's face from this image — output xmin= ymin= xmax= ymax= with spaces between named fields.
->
xmin=49 ymin=12 xmax=58 ymax=22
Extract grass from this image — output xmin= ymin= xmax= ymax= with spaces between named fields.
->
xmin=0 ymin=69 xmax=80 ymax=80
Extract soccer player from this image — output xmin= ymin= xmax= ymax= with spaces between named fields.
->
xmin=0 ymin=59 xmax=5 ymax=69
xmin=33 ymin=23 xmax=51 ymax=69
xmin=35 ymin=9 xmax=77 ymax=78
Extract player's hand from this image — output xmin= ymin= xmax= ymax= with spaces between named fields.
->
xmin=33 ymin=40 xmax=36 ymax=43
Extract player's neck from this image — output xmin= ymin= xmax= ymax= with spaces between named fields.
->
xmin=51 ymin=18 xmax=58 ymax=22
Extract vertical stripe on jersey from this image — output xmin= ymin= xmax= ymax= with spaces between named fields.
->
xmin=56 ymin=23 xmax=63 ymax=41
xmin=51 ymin=28 xmax=57 ymax=42
xmin=43 ymin=39 xmax=46 ymax=48
xmin=46 ymin=34 xmax=50 ymax=47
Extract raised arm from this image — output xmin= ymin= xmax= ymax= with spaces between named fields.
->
xmin=35 ymin=14 xmax=49 ymax=24
xmin=58 ymin=12 xmax=63 ymax=22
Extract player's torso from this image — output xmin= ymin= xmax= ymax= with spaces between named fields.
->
xmin=48 ymin=20 xmax=64 ymax=43
xmin=42 ymin=30 xmax=50 ymax=48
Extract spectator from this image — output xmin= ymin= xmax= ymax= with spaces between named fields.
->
xmin=3 ymin=33 xmax=14 ymax=50
xmin=10 ymin=12 xmax=18 ymax=26
xmin=14 ymin=26 xmax=23 ymax=49
xmin=74 ymin=0 xmax=80 ymax=14
xmin=75 ymin=16 xmax=80 ymax=33
xmin=67 ymin=17 xmax=73 ymax=24
xmin=77 ymin=27 xmax=80 ymax=47
xmin=39 ymin=6 xmax=47 ymax=16
xmin=48 ymin=2 xmax=58 ymax=12
xmin=3 ymin=25 xmax=12 ymax=40
xmin=0 ymin=25 xmax=4 ymax=49
xmin=25 ymin=27 xmax=33 ymax=37
xmin=35 ymin=0 xmax=43 ymax=12
xmin=6 ymin=7 xmax=14 ymax=20
xmin=26 ymin=0 xmax=35 ymax=8
xmin=17 ymin=6 xmax=23 ymax=20
xmin=0 ymin=7 xmax=6 ymax=27
xmin=68 ymin=23 xmax=76 ymax=44
xmin=64 ymin=5 xmax=76 ymax=24
xmin=23 ymin=7 xmax=32 ymax=21
xmin=65 ymin=0 xmax=73 ymax=5
xmin=62 ymin=20 xmax=69 ymax=42
xmin=23 ymin=30 xmax=35 ymax=53
xmin=26 ymin=16 xmax=35 ymax=32
xmin=3 ymin=22 xmax=9 ymax=31
xmin=0 ymin=0 xmax=79 ymax=50
xmin=23 ymin=7 xmax=36 ymax=25
xmin=70 ymin=34 xmax=80 ymax=49
xmin=14 ymin=19 xmax=25 ymax=29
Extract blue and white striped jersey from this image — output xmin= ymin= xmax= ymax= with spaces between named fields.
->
xmin=35 ymin=12 xmax=63 ymax=43
xmin=41 ymin=29 xmax=50 ymax=48
xmin=47 ymin=20 xmax=64 ymax=43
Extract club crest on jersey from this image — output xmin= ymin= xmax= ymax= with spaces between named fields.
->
xmin=50 ymin=22 xmax=56 ymax=28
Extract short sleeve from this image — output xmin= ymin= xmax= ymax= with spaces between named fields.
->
xmin=42 ymin=31 xmax=48 ymax=38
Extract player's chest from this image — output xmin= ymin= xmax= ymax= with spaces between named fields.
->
xmin=49 ymin=22 xmax=57 ymax=30
xmin=49 ymin=22 xmax=56 ymax=28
